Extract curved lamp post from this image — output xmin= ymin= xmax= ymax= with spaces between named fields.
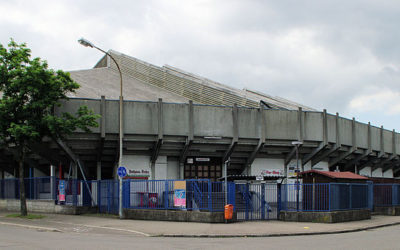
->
xmin=292 ymin=141 xmax=303 ymax=211
xmin=78 ymin=38 xmax=124 ymax=218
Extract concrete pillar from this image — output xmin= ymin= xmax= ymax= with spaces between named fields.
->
xmin=150 ymin=162 xmax=155 ymax=180
xmin=180 ymin=163 xmax=184 ymax=179
xmin=50 ymin=165 xmax=56 ymax=200
xmin=97 ymin=162 xmax=101 ymax=180
xmin=72 ymin=163 xmax=78 ymax=179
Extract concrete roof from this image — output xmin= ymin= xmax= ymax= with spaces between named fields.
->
xmin=71 ymin=50 xmax=317 ymax=111
xmin=68 ymin=67 xmax=190 ymax=103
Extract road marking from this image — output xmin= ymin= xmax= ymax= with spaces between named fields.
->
xmin=48 ymin=220 xmax=150 ymax=237
xmin=0 ymin=221 xmax=61 ymax=232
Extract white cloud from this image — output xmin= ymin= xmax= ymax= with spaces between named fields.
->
xmin=1 ymin=0 xmax=400 ymax=130
xmin=349 ymin=89 xmax=400 ymax=115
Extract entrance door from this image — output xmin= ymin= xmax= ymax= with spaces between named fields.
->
xmin=184 ymin=157 xmax=222 ymax=182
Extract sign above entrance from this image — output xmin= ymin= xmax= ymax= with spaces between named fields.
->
xmin=196 ymin=158 xmax=210 ymax=162
xmin=261 ymin=169 xmax=284 ymax=177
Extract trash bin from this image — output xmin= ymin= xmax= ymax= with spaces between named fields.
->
xmin=224 ymin=204 xmax=234 ymax=220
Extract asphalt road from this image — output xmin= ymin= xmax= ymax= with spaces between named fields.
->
xmin=0 ymin=223 xmax=399 ymax=250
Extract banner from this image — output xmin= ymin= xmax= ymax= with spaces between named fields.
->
xmin=59 ymin=180 xmax=66 ymax=202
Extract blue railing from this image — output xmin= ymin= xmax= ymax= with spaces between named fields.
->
xmin=281 ymin=183 xmax=371 ymax=212
xmin=374 ymin=184 xmax=400 ymax=207
xmin=1 ymin=177 xmax=399 ymax=215
xmin=122 ymin=179 xmax=229 ymax=212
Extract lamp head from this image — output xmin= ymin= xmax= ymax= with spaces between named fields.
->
xmin=291 ymin=141 xmax=303 ymax=146
xmin=78 ymin=38 xmax=94 ymax=48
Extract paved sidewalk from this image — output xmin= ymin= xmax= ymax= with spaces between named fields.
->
xmin=1 ymin=211 xmax=400 ymax=237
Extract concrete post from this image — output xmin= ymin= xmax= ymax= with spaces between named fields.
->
xmin=50 ymin=165 xmax=56 ymax=200
xmin=97 ymin=162 xmax=101 ymax=180
xmin=151 ymin=162 xmax=155 ymax=180
xmin=72 ymin=163 xmax=78 ymax=179
xmin=179 ymin=163 xmax=184 ymax=179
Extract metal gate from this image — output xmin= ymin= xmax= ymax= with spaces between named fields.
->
xmin=98 ymin=180 xmax=119 ymax=214
xmin=235 ymin=183 xmax=279 ymax=220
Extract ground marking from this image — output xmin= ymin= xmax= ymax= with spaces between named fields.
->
xmin=47 ymin=220 xmax=150 ymax=237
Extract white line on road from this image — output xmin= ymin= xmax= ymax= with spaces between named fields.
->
xmin=47 ymin=220 xmax=150 ymax=237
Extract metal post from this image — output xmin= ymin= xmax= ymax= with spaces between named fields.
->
xmin=296 ymin=144 xmax=300 ymax=211
xmin=78 ymin=38 xmax=124 ymax=218
xmin=224 ymin=158 xmax=229 ymax=205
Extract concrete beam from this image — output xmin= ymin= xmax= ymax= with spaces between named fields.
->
xmin=246 ymin=102 xmax=266 ymax=166
xmin=285 ymin=146 xmax=297 ymax=166
xmin=329 ymin=148 xmax=356 ymax=168
xmin=303 ymin=142 xmax=328 ymax=165
xmin=223 ymin=103 xmax=238 ymax=162
xmin=379 ymin=125 xmax=385 ymax=158
xmin=380 ymin=156 xmax=399 ymax=172
xmin=311 ymin=144 xmax=340 ymax=167
xmin=150 ymin=99 xmax=164 ymax=164
xmin=100 ymin=95 xmax=106 ymax=138
xmin=298 ymin=107 xmax=304 ymax=142
xmin=179 ymin=138 xmax=192 ymax=164
xmin=343 ymin=150 xmax=369 ymax=171
xmin=55 ymin=138 xmax=88 ymax=177
xmin=179 ymin=100 xmax=194 ymax=164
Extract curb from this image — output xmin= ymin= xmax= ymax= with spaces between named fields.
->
xmin=0 ymin=221 xmax=62 ymax=233
xmin=154 ymin=222 xmax=400 ymax=238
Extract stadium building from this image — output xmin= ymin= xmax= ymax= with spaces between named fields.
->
xmin=1 ymin=50 xmax=399 ymax=182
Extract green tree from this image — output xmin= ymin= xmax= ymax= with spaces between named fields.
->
xmin=0 ymin=39 xmax=99 ymax=216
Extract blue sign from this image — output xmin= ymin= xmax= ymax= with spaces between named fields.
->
xmin=117 ymin=166 xmax=127 ymax=178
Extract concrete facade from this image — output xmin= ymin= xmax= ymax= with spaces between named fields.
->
xmin=1 ymin=51 xmax=399 ymax=181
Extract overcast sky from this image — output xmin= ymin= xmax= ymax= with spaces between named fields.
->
xmin=1 ymin=0 xmax=400 ymax=131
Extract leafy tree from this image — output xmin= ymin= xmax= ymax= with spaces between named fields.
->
xmin=0 ymin=39 xmax=99 ymax=216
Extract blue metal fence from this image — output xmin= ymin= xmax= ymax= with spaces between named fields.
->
xmin=2 ymin=177 xmax=400 ymax=217
xmin=374 ymin=184 xmax=400 ymax=207
xmin=122 ymin=179 xmax=232 ymax=212
xmin=281 ymin=183 xmax=371 ymax=212
xmin=98 ymin=179 xmax=119 ymax=214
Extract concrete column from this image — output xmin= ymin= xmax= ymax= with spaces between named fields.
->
xmin=72 ymin=163 xmax=78 ymax=179
xmin=50 ymin=165 xmax=56 ymax=200
xmin=97 ymin=162 xmax=101 ymax=180
xmin=180 ymin=163 xmax=184 ymax=179
xmin=150 ymin=162 xmax=155 ymax=180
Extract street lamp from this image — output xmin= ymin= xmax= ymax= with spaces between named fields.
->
xmin=78 ymin=38 xmax=124 ymax=218
xmin=291 ymin=141 xmax=303 ymax=211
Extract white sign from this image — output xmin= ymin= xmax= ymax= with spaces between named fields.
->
xmin=187 ymin=158 xmax=194 ymax=164
xmin=287 ymin=163 xmax=298 ymax=177
xmin=261 ymin=169 xmax=284 ymax=176
xmin=256 ymin=176 xmax=264 ymax=181
xmin=196 ymin=158 xmax=210 ymax=162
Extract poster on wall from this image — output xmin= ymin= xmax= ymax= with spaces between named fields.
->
xmin=173 ymin=181 xmax=186 ymax=207
xmin=174 ymin=189 xmax=186 ymax=207
xmin=287 ymin=163 xmax=298 ymax=177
